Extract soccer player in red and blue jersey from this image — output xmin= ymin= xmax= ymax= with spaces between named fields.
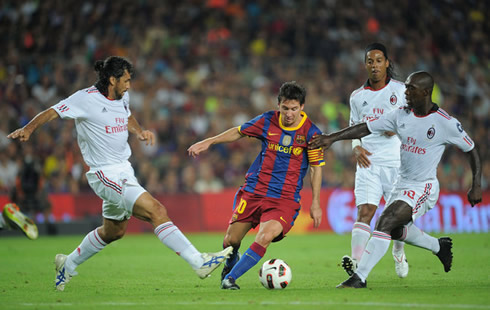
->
xmin=188 ymin=81 xmax=325 ymax=289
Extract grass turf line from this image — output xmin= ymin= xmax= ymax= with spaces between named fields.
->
xmin=0 ymin=232 xmax=489 ymax=310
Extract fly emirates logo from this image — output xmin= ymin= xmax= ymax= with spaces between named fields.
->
xmin=105 ymin=117 xmax=128 ymax=134
xmin=400 ymin=137 xmax=426 ymax=154
xmin=362 ymin=108 xmax=385 ymax=122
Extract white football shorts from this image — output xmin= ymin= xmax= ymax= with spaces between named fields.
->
xmin=86 ymin=161 xmax=146 ymax=221
xmin=385 ymin=178 xmax=440 ymax=221
xmin=354 ymin=164 xmax=399 ymax=207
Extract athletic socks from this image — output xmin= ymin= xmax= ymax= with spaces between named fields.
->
xmin=65 ymin=228 xmax=107 ymax=274
xmin=154 ymin=221 xmax=203 ymax=269
xmin=392 ymin=240 xmax=405 ymax=255
xmin=356 ymin=231 xmax=391 ymax=282
xmin=400 ymin=223 xmax=440 ymax=253
xmin=224 ymin=242 xmax=240 ymax=268
xmin=226 ymin=242 xmax=266 ymax=280
xmin=351 ymin=222 xmax=372 ymax=261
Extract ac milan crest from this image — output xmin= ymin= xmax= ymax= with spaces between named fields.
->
xmin=390 ymin=93 xmax=397 ymax=105
xmin=427 ymin=125 xmax=436 ymax=139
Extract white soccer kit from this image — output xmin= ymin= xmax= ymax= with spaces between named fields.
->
xmin=52 ymin=86 xmax=145 ymax=220
xmin=367 ymin=105 xmax=475 ymax=220
xmin=349 ymin=79 xmax=406 ymax=205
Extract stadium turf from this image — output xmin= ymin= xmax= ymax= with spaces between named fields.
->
xmin=1 ymin=231 xmax=489 ymax=309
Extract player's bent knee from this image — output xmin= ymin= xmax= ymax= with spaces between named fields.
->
xmin=223 ymin=233 xmax=241 ymax=248
xmin=255 ymin=231 xmax=277 ymax=247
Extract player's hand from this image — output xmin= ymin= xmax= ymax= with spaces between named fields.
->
xmin=187 ymin=141 xmax=211 ymax=158
xmin=309 ymin=201 xmax=322 ymax=228
xmin=467 ymin=186 xmax=482 ymax=207
xmin=308 ymin=134 xmax=332 ymax=150
xmin=7 ymin=127 xmax=32 ymax=142
xmin=353 ymin=146 xmax=372 ymax=168
xmin=383 ymin=131 xmax=396 ymax=137
xmin=137 ymin=130 xmax=155 ymax=146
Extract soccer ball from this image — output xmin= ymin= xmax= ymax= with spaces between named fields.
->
xmin=259 ymin=258 xmax=292 ymax=289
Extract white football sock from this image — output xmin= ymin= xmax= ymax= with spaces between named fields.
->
xmin=392 ymin=240 xmax=405 ymax=256
xmin=65 ymin=228 xmax=107 ymax=274
xmin=400 ymin=223 xmax=440 ymax=253
xmin=351 ymin=222 xmax=371 ymax=261
xmin=154 ymin=222 xmax=203 ymax=269
xmin=356 ymin=231 xmax=391 ymax=282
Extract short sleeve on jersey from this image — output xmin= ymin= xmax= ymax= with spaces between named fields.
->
xmin=52 ymin=90 xmax=87 ymax=120
xmin=366 ymin=109 xmax=398 ymax=134
xmin=446 ymin=119 xmax=475 ymax=153
xmin=238 ymin=113 xmax=268 ymax=138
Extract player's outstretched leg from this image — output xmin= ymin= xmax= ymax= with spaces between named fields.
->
xmin=336 ymin=273 xmax=367 ymax=289
xmin=435 ymin=237 xmax=453 ymax=272
xmin=341 ymin=255 xmax=357 ymax=276
xmin=194 ymin=246 xmax=233 ymax=279
xmin=392 ymin=241 xmax=409 ymax=278
xmin=2 ymin=203 xmax=38 ymax=240
xmin=54 ymin=254 xmax=78 ymax=291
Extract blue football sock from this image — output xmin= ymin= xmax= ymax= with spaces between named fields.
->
xmin=226 ymin=242 xmax=265 ymax=280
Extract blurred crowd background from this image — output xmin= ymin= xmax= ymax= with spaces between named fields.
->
xmin=0 ymin=0 xmax=488 ymax=217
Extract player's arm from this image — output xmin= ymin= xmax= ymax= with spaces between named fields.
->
xmin=309 ymin=165 xmax=322 ymax=228
xmin=309 ymin=123 xmax=371 ymax=150
xmin=188 ymin=127 xmax=244 ymax=158
xmin=348 ymin=94 xmax=372 ymax=167
xmin=466 ymin=147 xmax=482 ymax=207
xmin=128 ymin=115 xmax=155 ymax=146
xmin=8 ymin=108 xmax=59 ymax=142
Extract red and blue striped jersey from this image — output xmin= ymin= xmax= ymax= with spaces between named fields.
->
xmin=238 ymin=111 xmax=325 ymax=202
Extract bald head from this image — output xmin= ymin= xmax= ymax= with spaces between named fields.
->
xmin=405 ymin=71 xmax=437 ymax=115
xmin=407 ymin=71 xmax=434 ymax=93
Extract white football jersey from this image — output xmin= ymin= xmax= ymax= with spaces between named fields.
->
xmin=367 ymin=105 xmax=474 ymax=182
xmin=349 ymin=79 xmax=406 ymax=167
xmin=52 ymin=86 xmax=132 ymax=169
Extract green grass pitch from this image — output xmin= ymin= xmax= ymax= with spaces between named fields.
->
xmin=1 ymin=232 xmax=489 ymax=310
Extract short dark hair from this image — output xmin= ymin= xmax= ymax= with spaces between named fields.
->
xmin=277 ymin=81 xmax=306 ymax=105
xmin=94 ymin=56 xmax=134 ymax=96
xmin=365 ymin=42 xmax=395 ymax=79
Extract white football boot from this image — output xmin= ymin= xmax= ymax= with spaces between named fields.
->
xmin=393 ymin=250 xmax=409 ymax=278
xmin=54 ymin=254 xmax=77 ymax=291
xmin=194 ymin=246 xmax=233 ymax=279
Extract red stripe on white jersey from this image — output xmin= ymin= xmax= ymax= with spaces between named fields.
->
xmin=436 ymin=110 xmax=451 ymax=120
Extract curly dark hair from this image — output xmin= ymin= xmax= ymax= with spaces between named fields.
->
xmin=94 ymin=56 xmax=134 ymax=96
